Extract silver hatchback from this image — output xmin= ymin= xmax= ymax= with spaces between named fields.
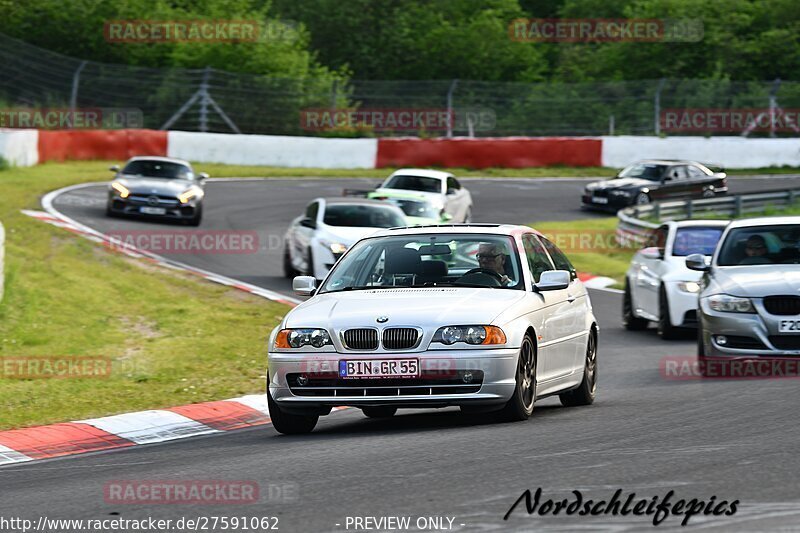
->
xmin=688 ymin=216 xmax=800 ymax=363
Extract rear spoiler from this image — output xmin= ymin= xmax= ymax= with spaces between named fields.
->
xmin=341 ymin=189 xmax=373 ymax=197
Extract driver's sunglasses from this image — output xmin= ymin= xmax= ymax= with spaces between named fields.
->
xmin=476 ymin=253 xmax=501 ymax=260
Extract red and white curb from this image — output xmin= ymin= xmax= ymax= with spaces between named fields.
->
xmin=24 ymin=182 xmax=300 ymax=307
xmin=0 ymin=395 xmax=270 ymax=465
xmin=577 ymin=272 xmax=617 ymax=290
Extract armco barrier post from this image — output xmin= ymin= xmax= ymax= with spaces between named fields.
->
xmin=734 ymin=196 xmax=743 ymax=217
xmin=0 ymin=221 xmax=5 ymax=302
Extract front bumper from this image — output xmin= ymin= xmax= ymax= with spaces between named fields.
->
xmin=267 ymin=347 xmax=518 ymax=408
xmin=700 ymin=298 xmax=800 ymax=357
xmin=108 ymin=193 xmax=200 ymax=220
xmin=665 ymin=283 xmax=700 ymax=327
xmin=581 ymin=194 xmax=631 ymax=212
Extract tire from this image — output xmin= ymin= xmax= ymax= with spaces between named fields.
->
xmin=560 ymin=330 xmax=597 ymax=407
xmin=498 ymin=334 xmax=536 ymax=421
xmin=623 ymin=279 xmax=649 ymax=330
xmin=697 ymin=316 xmax=710 ymax=377
xmin=283 ymin=241 xmax=298 ymax=278
xmin=634 ymin=192 xmax=651 ymax=205
xmin=186 ymin=205 xmax=202 ymax=227
xmin=702 ymin=188 xmax=715 ymax=198
xmin=657 ymin=286 xmax=680 ymax=340
xmin=362 ymin=406 xmax=397 ymax=418
xmin=267 ymin=386 xmax=318 ymax=435
xmin=305 ymin=247 xmax=315 ymax=278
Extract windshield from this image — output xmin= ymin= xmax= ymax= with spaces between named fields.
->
xmin=386 ymin=198 xmax=440 ymax=219
xmin=671 ymin=227 xmax=724 ymax=257
xmin=717 ymin=225 xmax=800 ymax=266
xmin=122 ymin=160 xmax=194 ymax=180
xmin=319 ymin=234 xmax=524 ymax=293
xmin=618 ymin=164 xmax=667 ymax=182
xmin=383 ymin=175 xmax=442 ymax=193
xmin=322 ymin=204 xmax=406 ymax=228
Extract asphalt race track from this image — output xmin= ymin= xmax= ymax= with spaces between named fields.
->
xmin=4 ymin=176 xmax=800 ymax=531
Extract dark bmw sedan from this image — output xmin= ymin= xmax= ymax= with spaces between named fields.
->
xmin=582 ymin=160 xmax=727 ymax=212
xmin=106 ymin=157 xmax=208 ymax=226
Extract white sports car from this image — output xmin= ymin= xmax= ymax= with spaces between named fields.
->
xmin=623 ymin=220 xmax=728 ymax=338
xmin=267 ymin=224 xmax=598 ymax=434
xmin=283 ymin=198 xmax=407 ymax=280
xmin=374 ymin=168 xmax=473 ymax=223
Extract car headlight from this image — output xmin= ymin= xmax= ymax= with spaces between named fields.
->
xmin=328 ymin=242 xmax=348 ymax=255
xmin=677 ymin=281 xmax=701 ymax=293
xmin=433 ymin=325 xmax=506 ymax=346
xmin=111 ymin=181 xmax=130 ymax=198
xmin=275 ymin=328 xmax=332 ymax=349
xmin=707 ymin=294 xmax=755 ymax=313
xmin=178 ymin=186 xmax=204 ymax=204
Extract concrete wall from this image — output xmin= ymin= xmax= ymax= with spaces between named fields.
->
xmin=602 ymin=136 xmax=800 ymax=169
xmin=0 ymin=129 xmax=38 ymax=167
xmin=167 ymin=131 xmax=379 ymax=169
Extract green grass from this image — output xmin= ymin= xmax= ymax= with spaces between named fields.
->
xmin=533 ymin=217 xmax=635 ymax=289
xmin=0 ymin=162 xmax=290 ymax=430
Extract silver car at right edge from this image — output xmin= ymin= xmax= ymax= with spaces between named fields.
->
xmin=689 ymin=216 xmax=800 ymax=363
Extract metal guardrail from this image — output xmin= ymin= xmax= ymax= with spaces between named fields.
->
xmin=0 ymin=221 xmax=5 ymax=302
xmin=616 ymin=188 xmax=800 ymax=247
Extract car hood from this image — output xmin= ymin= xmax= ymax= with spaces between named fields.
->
xmin=711 ymin=266 xmax=800 ymax=297
xmin=115 ymin=176 xmax=195 ymax=195
xmin=587 ymin=177 xmax=655 ymax=191
xmin=373 ymin=188 xmax=443 ymax=204
xmin=286 ymin=288 xmax=526 ymax=330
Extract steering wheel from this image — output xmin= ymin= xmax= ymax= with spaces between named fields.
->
xmin=460 ymin=268 xmax=505 ymax=285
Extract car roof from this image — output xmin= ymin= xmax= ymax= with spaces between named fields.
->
xmin=125 ymin=156 xmax=192 ymax=167
xmin=371 ymin=223 xmax=539 ymax=238
xmin=666 ymin=219 xmax=730 ymax=228
xmin=632 ymin=159 xmax=706 ymax=167
xmin=726 ymin=216 xmax=800 ymax=229
xmin=387 ymin=168 xmax=454 ymax=180
xmin=317 ymin=197 xmax=404 ymax=207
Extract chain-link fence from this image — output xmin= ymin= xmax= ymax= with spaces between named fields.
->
xmin=3 ymin=32 xmax=800 ymax=137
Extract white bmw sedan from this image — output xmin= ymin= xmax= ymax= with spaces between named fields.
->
xmin=267 ymin=224 xmax=598 ymax=434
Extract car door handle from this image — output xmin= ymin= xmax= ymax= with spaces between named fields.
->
xmin=567 ymin=294 xmax=577 ymax=303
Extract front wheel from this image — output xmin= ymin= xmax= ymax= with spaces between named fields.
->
xmin=498 ymin=335 xmax=536 ymax=421
xmin=186 ymin=205 xmax=202 ymax=227
xmin=658 ymin=286 xmax=680 ymax=340
xmin=634 ymin=192 xmax=651 ymax=205
xmin=362 ymin=406 xmax=397 ymax=418
xmin=560 ymin=330 xmax=597 ymax=407
xmin=304 ymin=247 xmax=316 ymax=278
xmin=283 ymin=241 xmax=298 ymax=278
xmin=623 ymin=279 xmax=649 ymax=330
xmin=267 ymin=387 xmax=318 ymax=435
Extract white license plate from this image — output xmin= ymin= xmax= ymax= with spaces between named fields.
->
xmin=779 ymin=320 xmax=800 ymax=333
xmin=140 ymin=206 xmax=166 ymax=215
xmin=339 ymin=359 xmax=419 ymax=378
xmin=593 ymin=196 xmax=609 ymax=204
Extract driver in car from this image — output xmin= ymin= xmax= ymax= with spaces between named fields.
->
xmin=476 ymin=242 xmax=512 ymax=285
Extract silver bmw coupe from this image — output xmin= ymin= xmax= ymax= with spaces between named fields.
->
xmin=267 ymin=224 xmax=599 ymax=434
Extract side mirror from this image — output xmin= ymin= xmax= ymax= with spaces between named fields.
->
xmin=293 ymin=276 xmax=317 ymax=296
xmin=535 ymin=270 xmax=571 ymax=291
xmin=639 ymin=246 xmax=664 ymax=260
xmin=685 ymin=253 xmax=710 ymax=271
xmin=300 ymin=218 xmax=317 ymax=229
xmin=109 ymin=165 xmax=120 ymax=172
xmin=198 ymin=172 xmax=209 ymax=181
